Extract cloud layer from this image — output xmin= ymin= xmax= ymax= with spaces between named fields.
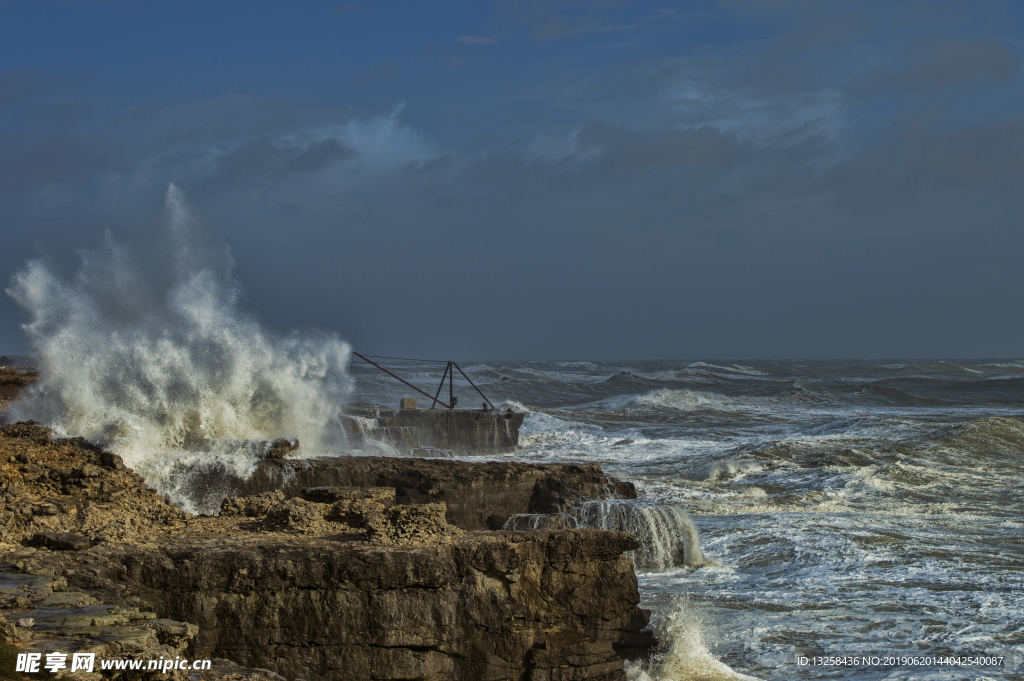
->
xmin=1 ymin=1 xmax=1022 ymax=359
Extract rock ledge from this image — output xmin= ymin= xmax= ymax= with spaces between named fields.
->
xmin=0 ymin=423 xmax=654 ymax=680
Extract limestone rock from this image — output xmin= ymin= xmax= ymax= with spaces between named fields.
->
xmin=219 ymin=456 xmax=638 ymax=531
xmin=0 ymin=422 xmax=50 ymax=440
xmin=261 ymin=498 xmax=330 ymax=533
xmin=264 ymin=438 xmax=298 ymax=459
xmin=30 ymin=531 xmax=91 ymax=551
xmin=96 ymin=529 xmax=653 ymax=681
xmin=300 ymin=485 xmax=395 ymax=505
xmin=219 ymin=491 xmax=286 ymax=518
xmin=365 ymin=502 xmax=462 ymax=545
xmin=0 ymin=422 xmax=656 ymax=680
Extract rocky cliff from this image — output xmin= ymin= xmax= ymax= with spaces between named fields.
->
xmin=0 ymin=423 xmax=656 ymax=680
xmin=98 ymin=529 xmax=652 ymax=680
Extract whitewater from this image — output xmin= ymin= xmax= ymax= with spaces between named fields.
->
xmin=5 ymin=186 xmax=353 ymax=511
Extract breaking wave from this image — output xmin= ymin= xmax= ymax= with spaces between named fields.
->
xmin=5 ymin=185 xmax=353 ymax=509
xmin=650 ymin=362 xmax=772 ymax=383
xmin=626 ymin=599 xmax=761 ymax=681
xmin=633 ymin=385 xmax=826 ymax=412
xmin=636 ymin=389 xmax=748 ymax=411
xmin=932 ymin=416 xmax=1024 ymax=453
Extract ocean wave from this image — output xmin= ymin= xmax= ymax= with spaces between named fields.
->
xmin=553 ymin=361 xmax=600 ymax=370
xmin=736 ymin=439 xmax=885 ymax=470
xmin=647 ymin=362 xmax=773 ymax=384
xmin=600 ymin=370 xmax=650 ymax=386
xmin=801 ymin=417 xmax=859 ymax=436
xmin=509 ymin=366 xmax=597 ymax=382
xmin=772 ymin=381 xmax=835 ymax=404
xmin=4 ymin=185 xmax=353 ymax=505
xmin=504 ymin=401 xmax=605 ymax=444
xmin=584 ymin=394 xmax=640 ymax=411
xmin=458 ymin=364 xmax=505 ymax=381
xmin=626 ymin=598 xmax=762 ymax=681
xmin=634 ymin=383 xmax=832 ymax=413
xmin=930 ymin=416 xmax=1024 ymax=458
xmin=979 ymin=359 xmax=1024 ymax=372
xmin=899 ymin=360 xmax=985 ymax=375
xmin=690 ymin=362 xmax=770 ymax=376
xmin=636 ymin=389 xmax=753 ymax=412
xmin=846 ymin=383 xmax=940 ymax=406
xmin=680 ymin=458 xmax=761 ymax=482
xmin=575 ymin=500 xmax=705 ymax=570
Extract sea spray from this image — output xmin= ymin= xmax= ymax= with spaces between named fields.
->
xmin=5 ymin=185 xmax=353 ymax=511
xmin=626 ymin=598 xmax=761 ymax=681
xmin=575 ymin=500 xmax=704 ymax=571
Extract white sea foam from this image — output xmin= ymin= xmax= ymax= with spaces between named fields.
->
xmin=633 ymin=387 xmax=813 ymax=413
xmin=626 ymin=599 xmax=762 ymax=681
xmin=509 ymin=400 xmax=604 ymax=441
xmin=638 ymin=389 xmax=748 ymax=411
xmin=5 ymin=185 xmax=353 ymax=510
xmin=587 ymin=394 xmax=640 ymax=411
xmin=553 ymin=361 xmax=600 ymax=369
xmin=648 ymin=363 xmax=773 ymax=383
xmin=689 ymin=362 xmax=770 ymax=377
xmin=690 ymin=459 xmax=758 ymax=482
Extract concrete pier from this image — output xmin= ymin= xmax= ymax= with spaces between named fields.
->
xmin=343 ymin=403 xmax=525 ymax=454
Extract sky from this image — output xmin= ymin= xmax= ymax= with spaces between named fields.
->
xmin=1 ymin=0 xmax=1022 ymax=360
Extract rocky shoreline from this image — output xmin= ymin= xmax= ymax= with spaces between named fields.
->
xmin=184 ymin=454 xmax=638 ymax=530
xmin=0 ymin=422 xmax=657 ymax=680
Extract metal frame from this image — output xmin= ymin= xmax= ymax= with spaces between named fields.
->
xmin=352 ymin=353 xmax=497 ymax=411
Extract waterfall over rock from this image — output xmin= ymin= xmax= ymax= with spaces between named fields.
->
xmin=574 ymin=500 xmax=704 ymax=571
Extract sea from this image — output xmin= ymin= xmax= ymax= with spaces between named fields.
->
xmin=7 ymin=189 xmax=1022 ymax=680
xmin=348 ymin=358 xmax=1024 ymax=681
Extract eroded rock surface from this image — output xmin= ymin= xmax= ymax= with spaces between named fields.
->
xmin=95 ymin=529 xmax=651 ymax=681
xmin=0 ymin=555 xmax=285 ymax=680
xmin=213 ymin=456 xmax=637 ymax=531
xmin=0 ymin=423 xmax=655 ymax=680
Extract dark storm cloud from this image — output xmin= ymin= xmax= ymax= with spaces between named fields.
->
xmin=495 ymin=0 xmax=660 ymax=44
xmin=0 ymin=81 xmax=374 ymax=221
xmin=773 ymin=9 xmax=870 ymax=52
xmin=0 ymin=68 xmax=56 ymax=108
xmin=821 ymin=115 xmax=1024 ymax=201
xmin=577 ymin=123 xmax=739 ymax=168
xmin=354 ymin=62 xmax=400 ymax=84
xmin=457 ymin=36 xmax=496 ymax=45
xmin=0 ymin=70 xmax=96 ymax=150
xmin=114 ymin=94 xmax=323 ymax=151
xmin=210 ymin=137 xmax=356 ymax=190
xmin=856 ymin=39 xmax=1020 ymax=92
xmin=2 ymin=2 xmax=1023 ymax=359
xmin=558 ymin=112 xmax=1024 ymax=241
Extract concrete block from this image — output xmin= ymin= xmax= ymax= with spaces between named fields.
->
xmin=399 ymin=398 xmax=418 ymax=410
